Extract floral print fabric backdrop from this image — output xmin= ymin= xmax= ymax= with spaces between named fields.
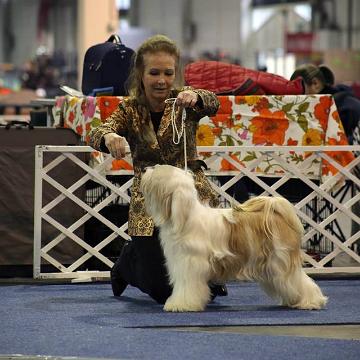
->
xmin=53 ymin=94 xmax=354 ymax=181
xmin=197 ymin=95 xmax=353 ymax=181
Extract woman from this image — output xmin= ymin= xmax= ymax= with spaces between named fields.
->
xmin=290 ymin=64 xmax=360 ymax=145
xmin=89 ymin=34 xmax=226 ymax=304
xmin=292 ymin=63 xmax=360 ymax=246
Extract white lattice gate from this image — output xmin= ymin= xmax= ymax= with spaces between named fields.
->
xmin=33 ymin=145 xmax=360 ymax=280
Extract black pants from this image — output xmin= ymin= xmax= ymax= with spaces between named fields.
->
xmin=111 ymin=228 xmax=172 ymax=304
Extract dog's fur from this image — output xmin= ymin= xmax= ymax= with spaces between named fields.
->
xmin=140 ymin=165 xmax=328 ymax=312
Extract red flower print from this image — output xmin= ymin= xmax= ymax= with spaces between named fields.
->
xmin=234 ymin=96 xmax=247 ymax=105
xmin=210 ymin=114 xmax=233 ymax=128
xmin=314 ymin=96 xmax=332 ymax=132
xmin=221 ymin=154 xmax=244 ymax=171
xmin=322 ymin=137 xmax=355 ymax=176
xmin=250 ymin=109 xmax=289 ymax=145
xmin=287 ymin=138 xmax=298 ymax=146
xmin=112 ymin=159 xmax=133 ymax=170
xmin=218 ymin=96 xmax=232 ymax=115
xmin=68 ymin=111 xmax=75 ymax=124
xmin=253 ymin=97 xmax=269 ymax=112
xmin=76 ymin=125 xmax=83 ymax=135
xmin=98 ymin=97 xmax=122 ymax=120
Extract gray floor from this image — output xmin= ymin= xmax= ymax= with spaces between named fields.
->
xmin=175 ymin=324 xmax=360 ymax=340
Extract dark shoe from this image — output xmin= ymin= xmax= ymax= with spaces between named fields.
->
xmin=209 ymin=283 xmax=228 ymax=301
xmin=111 ymin=267 xmax=128 ymax=297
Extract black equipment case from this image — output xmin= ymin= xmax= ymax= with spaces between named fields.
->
xmin=81 ymin=34 xmax=135 ymax=96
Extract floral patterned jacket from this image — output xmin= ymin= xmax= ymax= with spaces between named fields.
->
xmin=89 ymin=87 xmax=220 ymax=236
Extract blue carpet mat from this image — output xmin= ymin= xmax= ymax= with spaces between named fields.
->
xmin=1 ymin=280 xmax=358 ymax=327
xmin=1 ymin=280 xmax=359 ymax=359
xmin=1 ymin=328 xmax=359 ymax=360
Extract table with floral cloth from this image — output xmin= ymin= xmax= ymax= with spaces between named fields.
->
xmin=52 ymin=94 xmax=354 ymax=182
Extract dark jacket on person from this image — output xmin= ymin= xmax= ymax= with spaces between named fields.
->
xmin=321 ymin=84 xmax=360 ymax=144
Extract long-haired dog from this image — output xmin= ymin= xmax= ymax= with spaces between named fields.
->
xmin=140 ymin=165 xmax=328 ymax=312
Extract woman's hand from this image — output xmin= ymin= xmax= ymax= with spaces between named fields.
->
xmin=104 ymin=133 xmax=126 ymax=159
xmin=176 ymin=90 xmax=198 ymax=108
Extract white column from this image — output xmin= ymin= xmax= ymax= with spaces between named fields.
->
xmin=77 ymin=0 xmax=119 ymax=89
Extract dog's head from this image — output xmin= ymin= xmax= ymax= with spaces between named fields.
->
xmin=140 ymin=165 xmax=198 ymax=230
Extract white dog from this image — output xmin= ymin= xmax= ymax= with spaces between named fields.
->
xmin=140 ymin=165 xmax=328 ymax=312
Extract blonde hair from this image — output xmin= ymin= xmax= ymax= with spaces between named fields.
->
xmin=126 ymin=34 xmax=184 ymax=103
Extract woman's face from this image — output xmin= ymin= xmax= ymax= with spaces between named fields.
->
xmin=304 ymin=77 xmax=324 ymax=94
xmin=142 ymin=51 xmax=176 ymax=110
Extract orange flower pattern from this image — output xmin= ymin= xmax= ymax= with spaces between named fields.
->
xmin=199 ymin=94 xmax=353 ymax=178
xmin=98 ymin=97 xmax=122 ymax=121
xmin=112 ymin=159 xmax=133 ymax=171
xmin=322 ymin=137 xmax=355 ymax=176
xmin=53 ymin=94 xmax=353 ymax=179
xmin=250 ymin=109 xmax=289 ymax=145
xmin=220 ymin=154 xmax=244 ymax=171
xmin=314 ymin=96 xmax=332 ymax=132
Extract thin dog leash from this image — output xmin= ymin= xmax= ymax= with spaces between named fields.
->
xmin=165 ymin=98 xmax=188 ymax=172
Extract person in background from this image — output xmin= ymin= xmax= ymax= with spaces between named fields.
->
xmin=89 ymin=34 xmax=227 ymax=304
xmin=292 ymin=63 xmax=360 ymax=244
xmin=290 ymin=64 xmax=360 ymax=145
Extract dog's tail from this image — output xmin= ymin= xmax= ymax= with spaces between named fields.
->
xmin=234 ymin=196 xmax=304 ymax=239
xmin=267 ymin=196 xmax=303 ymax=238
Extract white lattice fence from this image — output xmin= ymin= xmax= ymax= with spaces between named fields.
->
xmin=33 ymin=145 xmax=360 ymax=280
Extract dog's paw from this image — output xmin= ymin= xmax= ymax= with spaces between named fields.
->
xmin=291 ymin=296 xmax=328 ymax=310
xmin=284 ymin=295 xmax=328 ymax=310
xmin=163 ymin=297 xmax=205 ymax=312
